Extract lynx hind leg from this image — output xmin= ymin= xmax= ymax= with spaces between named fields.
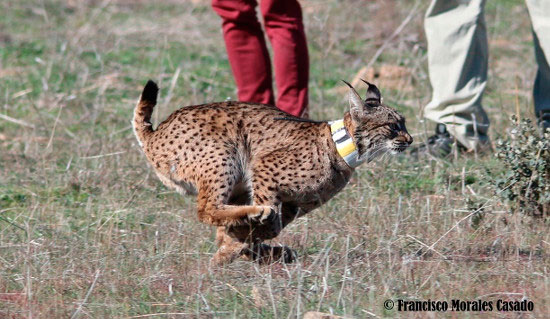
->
xmin=195 ymin=158 xmax=277 ymax=227
xmin=211 ymin=228 xmax=297 ymax=266
xmin=155 ymin=171 xmax=197 ymax=195
xmin=210 ymin=227 xmax=249 ymax=266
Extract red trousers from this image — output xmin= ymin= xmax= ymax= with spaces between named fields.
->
xmin=212 ymin=0 xmax=309 ymax=117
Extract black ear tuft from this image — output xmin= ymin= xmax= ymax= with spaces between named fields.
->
xmin=341 ymin=79 xmax=353 ymax=89
xmin=360 ymin=79 xmax=381 ymax=106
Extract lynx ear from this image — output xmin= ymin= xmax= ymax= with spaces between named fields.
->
xmin=342 ymin=80 xmax=364 ymax=119
xmin=360 ymin=79 xmax=381 ymax=107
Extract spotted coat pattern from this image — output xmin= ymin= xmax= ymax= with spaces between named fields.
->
xmin=133 ymin=80 xmax=412 ymax=265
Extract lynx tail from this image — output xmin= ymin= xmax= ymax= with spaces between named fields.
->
xmin=133 ymin=80 xmax=159 ymax=146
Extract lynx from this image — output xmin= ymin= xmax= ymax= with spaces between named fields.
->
xmin=133 ymin=79 xmax=412 ymax=265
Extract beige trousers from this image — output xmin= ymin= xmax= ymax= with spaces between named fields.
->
xmin=424 ymin=0 xmax=550 ymax=150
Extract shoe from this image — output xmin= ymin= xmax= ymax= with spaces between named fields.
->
xmin=538 ymin=111 xmax=550 ymax=132
xmin=410 ymin=123 xmax=467 ymax=158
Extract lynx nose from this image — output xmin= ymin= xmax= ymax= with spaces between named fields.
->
xmin=405 ymin=134 xmax=413 ymax=145
xmin=396 ymin=133 xmax=413 ymax=145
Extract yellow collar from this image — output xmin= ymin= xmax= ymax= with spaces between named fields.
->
xmin=328 ymin=119 xmax=365 ymax=168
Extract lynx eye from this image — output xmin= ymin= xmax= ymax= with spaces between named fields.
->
xmin=389 ymin=123 xmax=401 ymax=131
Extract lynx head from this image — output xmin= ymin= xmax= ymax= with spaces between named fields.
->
xmin=345 ymin=80 xmax=412 ymax=162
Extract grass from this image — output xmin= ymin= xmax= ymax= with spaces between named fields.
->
xmin=1 ymin=0 xmax=549 ymax=318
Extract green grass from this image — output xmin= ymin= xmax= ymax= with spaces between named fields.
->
xmin=1 ymin=0 xmax=549 ymax=318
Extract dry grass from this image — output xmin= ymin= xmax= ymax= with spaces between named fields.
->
xmin=1 ymin=0 xmax=549 ymax=318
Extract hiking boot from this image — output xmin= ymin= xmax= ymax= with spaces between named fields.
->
xmin=538 ymin=111 xmax=550 ymax=132
xmin=409 ymin=123 xmax=467 ymax=158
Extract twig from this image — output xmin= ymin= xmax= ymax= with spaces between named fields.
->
xmin=266 ymin=275 xmax=278 ymax=319
xmin=225 ymin=283 xmax=256 ymax=307
xmin=336 ymin=235 xmax=351 ymax=309
xmin=163 ymin=67 xmax=181 ymax=110
xmin=361 ymin=309 xmax=380 ymax=318
xmin=80 ymin=151 xmax=126 ymax=159
xmin=421 ymin=180 xmax=517 ymax=258
xmin=421 ymin=209 xmax=480 ymax=258
xmin=306 ymin=234 xmax=336 ymax=272
xmin=109 ymin=125 xmax=133 ymax=137
xmin=12 ymin=88 xmax=32 ymax=99
xmin=0 ymin=214 xmax=27 ymax=234
xmin=25 ymin=206 xmax=37 ymax=319
xmin=128 ymin=312 xmax=230 ymax=318
xmin=70 ymin=269 xmax=100 ymax=319
xmin=46 ymin=104 xmax=64 ymax=149
xmin=515 ymin=78 xmax=521 ymax=121
xmin=406 ymin=234 xmax=447 ymax=259
xmin=0 ymin=113 xmax=35 ymax=128
xmin=524 ymin=147 xmax=542 ymax=200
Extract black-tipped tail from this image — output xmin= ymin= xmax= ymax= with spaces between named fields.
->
xmin=133 ymin=80 xmax=159 ymax=146
xmin=141 ymin=80 xmax=159 ymax=104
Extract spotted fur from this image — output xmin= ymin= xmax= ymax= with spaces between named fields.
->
xmin=133 ymin=80 xmax=412 ymax=265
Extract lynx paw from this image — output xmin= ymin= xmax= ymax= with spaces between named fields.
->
xmin=247 ymin=206 xmax=278 ymax=224
xmin=280 ymin=246 xmax=298 ymax=264
xmin=245 ymin=244 xmax=298 ymax=264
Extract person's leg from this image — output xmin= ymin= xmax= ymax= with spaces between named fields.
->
xmin=424 ymin=0 xmax=490 ymax=151
xmin=260 ymin=0 xmax=309 ymax=117
xmin=525 ymin=0 xmax=550 ymax=129
xmin=212 ymin=0 xmax=274 ymax=105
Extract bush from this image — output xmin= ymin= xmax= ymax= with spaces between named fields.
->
xmin=494 ymin=116 xmax=550 ymax=217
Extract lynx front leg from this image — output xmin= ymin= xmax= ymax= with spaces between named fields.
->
xmin=280 ymin=203 xmax=308 ymax=228
xmin=235 ymin=201 xmax=298 ymax=264
xmin=242 ymin=243 xmax=297 ymax=264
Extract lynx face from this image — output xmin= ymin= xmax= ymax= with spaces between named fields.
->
xmin=346 ymin=80 xmax=412 ymax=162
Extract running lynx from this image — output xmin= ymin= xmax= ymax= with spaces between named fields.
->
xmin=133 ymin=80 xmax=412 ymax=265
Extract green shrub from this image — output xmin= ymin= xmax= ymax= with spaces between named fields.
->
xmin=494 ymin=116 xmax=550 ymax=217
